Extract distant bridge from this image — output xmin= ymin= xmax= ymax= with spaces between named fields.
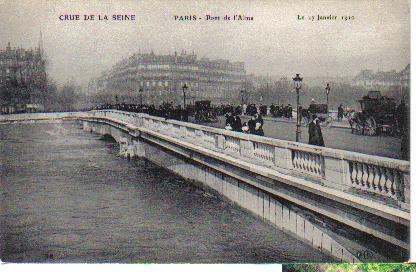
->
xmin=1 ymin=110 xmax=410 ymax=262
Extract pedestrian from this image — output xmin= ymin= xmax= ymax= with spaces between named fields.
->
xmin=308 ymin=115 xmax=325 ymax=147
xmin=337 ymin=104 xmax=344 ymax=121
xmin=232 ymin=114 xmax=242 ymax=132
xmin=270 ymin=103 xmax=276 ymax=116
xmin=396 ymin=100 xmax=407 ymax=134
xmin=255 ymin=121 xmax=264 ymax=136
xmin=254 ymin=113 xmax=264 ymax=136
xmin=287 ymin=104 xmax=293 ymax=119
xmin=401 ymin=126 xmax=409 ymax=160
xmin=225 ymin=113 xmax=234 ymax=128
xmin=248 ymin=116 xmax=257 ymax=134
xmin=255 ymin=113 xmax=264 ymax=127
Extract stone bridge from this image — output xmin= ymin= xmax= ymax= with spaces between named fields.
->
xmin=1 ymin=110 xmax=410 ymax=262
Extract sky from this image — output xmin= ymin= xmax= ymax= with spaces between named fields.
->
xmin=0 ymin=0 xmax=410 ymax=86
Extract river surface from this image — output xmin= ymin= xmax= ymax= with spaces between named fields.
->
xmin=0 ymin=122 xmax=332 ymax=263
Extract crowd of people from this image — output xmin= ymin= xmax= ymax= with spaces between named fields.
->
xmin=225 ymin=112 xmax=264 ymax=136
xmin=270 ymin=104 xmax=293 ymax=118
xmin=242 ymin=103 xmax=293 ymax=118
xmin=93 ymin=102 xmax=190 ymax=121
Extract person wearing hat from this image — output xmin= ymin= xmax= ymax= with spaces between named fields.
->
xmin=232 ymin=113 xmax=242 ymax=132
xmin=248 ymin=115 xmax=257 ymax=134
xmin=225 ymin=113 xmax=234 ymax=129
xmin=337 ymin=104 xmax=344 ymax=121
xmin=254 ymin=113 xmax=264 ymax=136
xmin=308 ymin=114 xmax=325 ymax=146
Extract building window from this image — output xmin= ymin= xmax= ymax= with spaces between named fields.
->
xmin=158 ymin=81 xmax=162 ymax=86
xmin=152 ymin=81 xmax=156 ymax=86
xmin=146 ymin=81 xmax=150 ymax=87
xmin=164 ymin=81 xmax=168 ymax=87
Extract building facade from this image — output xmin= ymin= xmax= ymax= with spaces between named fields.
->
xmin=0 ymin=42 xmax=47 ymax=113
xmin=91 ymin=51 xmax=246 ymax=105
xmin=352 ymin=65 xmax=410 ymax=89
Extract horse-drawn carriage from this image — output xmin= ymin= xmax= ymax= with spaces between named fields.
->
xmin=301 ymin=103 xmax=333 ymax=126
xmin=348 ymin=91 xmax=397 ymax=136
xmin=194 ymin=100 xmax=217 ymax=122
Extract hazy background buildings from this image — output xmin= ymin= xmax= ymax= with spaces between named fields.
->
xmin=90 ymin=50 xmax=246 ymax=105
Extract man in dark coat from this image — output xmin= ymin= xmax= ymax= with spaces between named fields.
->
xmin=232 ymin=114 xmax=242 ymax=132
xmin=337 ymin=104 xmax=344 ymax=121
xmin=308 ymin=115 xmax=325 ymax=146
xmin=396 ymin=100 xmax=408 ymax=134
xmin=248 ymin=116 xmax=257 ymax=134
xmin=225 ymin=113 xmax=234 ymax=127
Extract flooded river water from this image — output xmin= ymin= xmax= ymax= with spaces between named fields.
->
xmin=0 ymin=122 xmax=332 ymax=263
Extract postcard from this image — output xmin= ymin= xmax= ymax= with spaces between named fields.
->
xmin=0 ymin=0 xmax=410 ymax=264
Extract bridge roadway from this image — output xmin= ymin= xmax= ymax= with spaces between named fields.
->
xmin=0 ymin=110 xmax=410 ymax=262
xmin=194 ymin=116 xmax=402 ymax=159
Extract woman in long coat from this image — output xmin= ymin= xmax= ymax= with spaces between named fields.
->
xmin=308 ymin=115 xmax=325 ymax=147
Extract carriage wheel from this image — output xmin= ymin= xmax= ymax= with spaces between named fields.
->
xmin=365 ymin=117 xmax=377 ymax=136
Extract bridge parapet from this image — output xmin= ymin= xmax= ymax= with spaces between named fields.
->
xmin=91 ymin=109 xmax=410 ymax=212
xmin=0 ymin=111 xmax=89 ymax=122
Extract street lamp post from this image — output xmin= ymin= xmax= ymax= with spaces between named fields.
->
xmin=182 ymin=83 xmax=188 ymax=109
xmin=325 ymin=83 xmax=330 ymax=112
xmin=240 ymin=90 xmax=245 ymax=105
xmin=292 ymin=74 xmax=303 ymax=142
xmin=181 ymin=83 xmax=189 ymax=121
xmin=139 ymin=88 xmax=143 ymax=105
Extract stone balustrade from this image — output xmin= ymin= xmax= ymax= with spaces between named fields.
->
xmin=89 ymin=109 xmax=410 ymax=211
xmin=0 ymin=111 xmax=87 ymax=121
xmin=3 ymin=109 xmax=409 ymax=211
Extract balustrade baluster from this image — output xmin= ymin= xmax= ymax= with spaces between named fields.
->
xmin=307 ymin=153 xmax=312 ymax=172
xmin=373 ymin=166 xmax=381 ymax=193
xmin=310 ymin=155 xmax=315 ymax=174
xmin=299 ymin=152 xmax=305 ymax=170
xmin=367 ymin=165 xmax=376 ymax=192
xmin=355 ymin=163 xmax=363 ymax=187
xmin=294 ymin=151 xmax=299 ymax=170
xmin=391 ymin=170 xmax=401 ymax=200
xmin=316 ymin=155 xmax=321 ymax=175
xmin=362 ymin=164 xmax=369 ymax=189
xmin=317 ymin=155 xmax=322 ymax=175
xmin=303 ymin=153 xmax=309 ymax=172
xmin=294 ymin=151 xmax=300 ymax=169
xmin=302 ymin=153 xmax=307 ymax=171
xmin=312 ymin=155 xmax=318 ymax=174
xmin=379 ymin=168 xmax=387 ymax=196
xmin=350 ymin=162 xmax=358 ymax=188
xmin=385 ymin=168 xmax=393 ymax=196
